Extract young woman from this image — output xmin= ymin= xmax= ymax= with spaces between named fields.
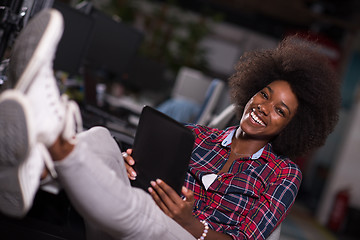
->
xmin=0 ymin=9 xmax=340 ymax=240
xmin=122 ymin=36 xmax=340 ymax=239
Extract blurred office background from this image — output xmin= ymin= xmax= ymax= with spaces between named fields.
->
xmin=0 ymin=0 xmax=359 ymax=239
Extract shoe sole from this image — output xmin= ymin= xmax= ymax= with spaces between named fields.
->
xmin=0 ymin=90 xmax=35 ymax=217
xmin=10 ymin=9 xmax=64 ymax=93
xmin=0 ymin=90 xmax=34 ymax=165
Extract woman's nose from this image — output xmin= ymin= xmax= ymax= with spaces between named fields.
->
xmin=257 ymin=104 xmax=269 ymax=116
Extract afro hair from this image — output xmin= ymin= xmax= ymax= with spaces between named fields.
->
xmin=228 ymin=35 xmax=341 ymax=158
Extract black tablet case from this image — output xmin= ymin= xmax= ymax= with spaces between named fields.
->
xmin=131 ymin=106 xmax=195 ymax=195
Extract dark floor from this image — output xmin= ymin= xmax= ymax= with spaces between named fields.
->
xmin=0 ymin=191 xmax=358 ymax=240
xmin=280 ymin=203 xmax=358 ymax=240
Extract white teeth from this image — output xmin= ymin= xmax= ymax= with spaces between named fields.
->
xmin=251 ymin=111 xmax=266 ymax=126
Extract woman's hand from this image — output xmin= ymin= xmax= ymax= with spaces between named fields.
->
xmin=149 ymin=179 xmax=233 ymax=240
xmin=148 ymin=179 xmax=196 ymax=227
xmin=122 ymin=149 xmax=137 ymax=180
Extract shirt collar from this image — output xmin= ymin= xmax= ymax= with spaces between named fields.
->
xmin=221 ymin=128 xmax=265 ymax=160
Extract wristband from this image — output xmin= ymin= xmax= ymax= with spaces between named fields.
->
xmin=198 ymin=220 xmax=209 ymax=240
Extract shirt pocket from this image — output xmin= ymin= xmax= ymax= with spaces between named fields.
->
xmin=207 ymin=174 xmax=263 ymax=221
xmin=209 ymin=170 xmax=264 ymax=198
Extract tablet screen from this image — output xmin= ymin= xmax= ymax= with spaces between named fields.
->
xmin=131 ymin=106 xmax=195 ymax=195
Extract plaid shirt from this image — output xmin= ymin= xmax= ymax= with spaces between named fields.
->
xmin=184 ymin=124 xmax=302 ymax=240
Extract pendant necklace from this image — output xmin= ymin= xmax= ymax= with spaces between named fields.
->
xmin=231 ymin=145 xmax=252 ymax=158
xmin=232 ymin=151 xmax=251 ymax=157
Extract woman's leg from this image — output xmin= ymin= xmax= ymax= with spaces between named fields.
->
xmin=54 ymin=127 xmax=195 ymax=240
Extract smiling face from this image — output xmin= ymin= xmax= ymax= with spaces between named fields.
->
xmin=238 ymin=80 xmax=298 ymax=142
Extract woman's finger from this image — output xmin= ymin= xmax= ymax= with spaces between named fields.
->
xmin=122 ymin=149 xmax=134 ymax=165
xmin=125 ymin=164 xmax=136 ymax=180
xmin=122 ymin=149 xmax=137 ymax=180
xmin=151 ymin=179 xmax=186 ymax=215
xmin=181 ymin=187 xmax=195 ymax=204
xmin=148 ymin=185 xmax=171 ymax=217
xmin=156 ymin=179 xmax=184 ymax=205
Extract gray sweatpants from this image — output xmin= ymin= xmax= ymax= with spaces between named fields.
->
xmin=54 ymin=126 xmax=195 ymax=240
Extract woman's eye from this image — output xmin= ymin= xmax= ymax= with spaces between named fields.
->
xmin=260 ymin=91 xmax=268 ymax=99
xmin=277 ymin=108 xmax=285 ymax=116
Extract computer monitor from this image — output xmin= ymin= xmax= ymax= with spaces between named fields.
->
xmin=123 ymin=55 xmax=169 ymax=92
xmin=53 ymin=1 xmax=94 ymax=75
xmin=83 ymin=8 xmax=143 ymax=79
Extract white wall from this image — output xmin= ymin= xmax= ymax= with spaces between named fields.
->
xmin=316 ymin=91 xmax=360 ymax=224
xmin=200 ymin=22 xmax=278 ymax=76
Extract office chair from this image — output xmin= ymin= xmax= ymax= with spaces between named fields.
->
xmin=157 ymin=67 xmax=224 ymax=124
xmin=195 ymin=78 xmax=224 ymax=125
xmin=208 ymin=104 xmax=236 ymax=129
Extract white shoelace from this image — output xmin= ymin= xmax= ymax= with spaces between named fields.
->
xmin=61 ymin=94 xmax=83 ymax=144
xmin=38 ymin=143 xmax=57 ymax=179
xmin=41 ymin=95 xmax=83 ymax=180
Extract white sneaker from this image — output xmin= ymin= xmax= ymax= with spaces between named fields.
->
xmin=0 ymin=9 xmax=83 ymax=218
xmin=8 ymin=8 xmax=68 ymax=147
xmin=0 ymin=90 xmax=46 ymax=217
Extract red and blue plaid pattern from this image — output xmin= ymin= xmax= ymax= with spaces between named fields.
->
xmin=184 ymin=124 xmax=302 ymax=240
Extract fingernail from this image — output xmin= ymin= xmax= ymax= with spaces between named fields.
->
xmin=150 ymin=181 xmax=156 ymax=187
xmin=131 ymin=171 xmax=137 ymax=177
xmin=129 ymin=159 xmax=135 ymax=165
xmin=148 ymin=187 xmax=153 ymax=193
xmin=182 ymin=186 xmax=188 ymax=192
xmin=156 ymin=179 xmax=162 ymax=184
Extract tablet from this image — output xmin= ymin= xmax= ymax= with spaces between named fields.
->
xmin=131 ymin=106 xmax=195 ymax=195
